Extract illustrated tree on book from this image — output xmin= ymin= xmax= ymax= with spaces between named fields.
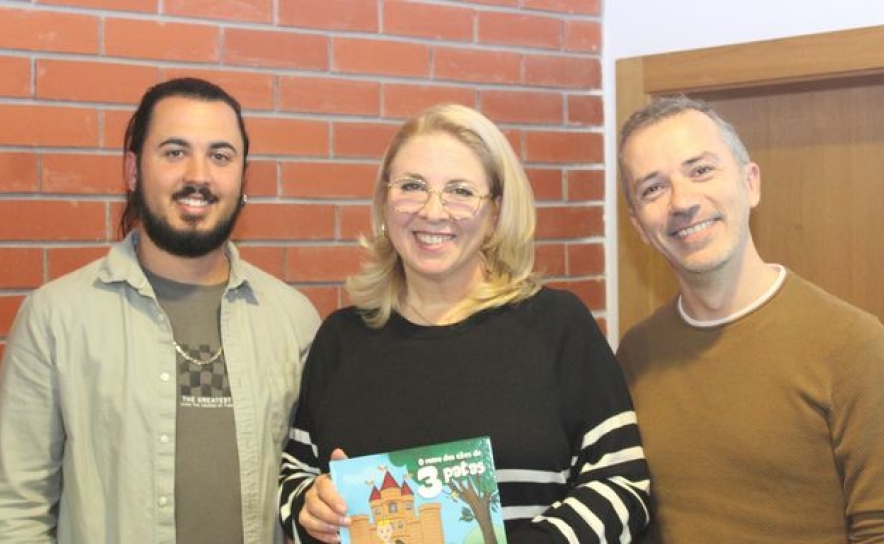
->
xmin=388 ymin=441 xmax=502 ymax=544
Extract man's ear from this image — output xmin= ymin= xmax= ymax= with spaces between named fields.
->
xmin=124 ymin=152 xmax=138 ymax=192
xmin=745 ymin=162 xmax=761 ymax=209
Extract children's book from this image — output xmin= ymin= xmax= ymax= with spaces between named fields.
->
xmin=330 ymin=436 xmax=508 ymax=544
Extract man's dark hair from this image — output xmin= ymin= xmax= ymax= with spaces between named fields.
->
xmin=119 ymin=77 xmax=250 ymax=237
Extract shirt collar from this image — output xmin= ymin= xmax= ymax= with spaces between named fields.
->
xmin=98 ymin=230 xmax=251 ymax=294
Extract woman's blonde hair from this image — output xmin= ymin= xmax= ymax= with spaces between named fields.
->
xmin=346 ymin=103 xmax=540 ymax=328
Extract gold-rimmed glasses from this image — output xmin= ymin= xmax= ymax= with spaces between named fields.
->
xmin=387 ymin=178 xmax=492 ymax=221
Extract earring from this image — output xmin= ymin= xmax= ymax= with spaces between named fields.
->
xmin=380 ymin=223 xmax=387 ymax=238
xmin=241 ymin=194 xmax=249 ymax=205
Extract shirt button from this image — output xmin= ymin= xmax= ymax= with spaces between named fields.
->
xmin=159 ymin=434 xmax=170 ymax=444
xmin=158 ymin=496 xmax=168 ymax=507
xmin=160 ymin=372 xmax=170 ymax=382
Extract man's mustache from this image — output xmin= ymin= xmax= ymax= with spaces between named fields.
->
xmin=173 ymin=184 xmax=218 ymax=203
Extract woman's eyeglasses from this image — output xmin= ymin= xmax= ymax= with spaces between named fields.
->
xmin=387 ymin=178 xmax=492 ymax=221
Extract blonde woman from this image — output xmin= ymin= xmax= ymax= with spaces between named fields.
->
xmin=279 ymin=104 xmax=650 ymax=544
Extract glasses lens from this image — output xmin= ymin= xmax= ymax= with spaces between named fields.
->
xmin=441 ymin=200 xmax=476 ymax=220
xmin=441 ymin=185 xmax=480 ymax=219
xmin=389 ymin=180 xmax=428 ymax=213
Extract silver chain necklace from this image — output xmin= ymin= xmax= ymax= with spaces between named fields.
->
xmin=173 ymin=341 xmax=224 ymax=366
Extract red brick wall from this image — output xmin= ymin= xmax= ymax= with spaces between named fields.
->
xmin=0 ymin=0 xmax=605 ymax=358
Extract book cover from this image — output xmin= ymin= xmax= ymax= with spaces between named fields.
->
xmin=330 ymin=436 xmax=508 ymax=544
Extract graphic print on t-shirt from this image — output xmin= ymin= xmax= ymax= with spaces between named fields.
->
xmin=177 ymin=345 xmax=233 ymax=409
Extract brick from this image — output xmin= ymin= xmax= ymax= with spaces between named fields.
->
xmin=567 ymin=94 xmax=603 ymax=126
xmin=480 ymin=90 xmax=563 ymax=125
xmin=524 ymin=0 xmax=600 ymax=15
xmin=339 ymin=205 xmax=372 ymax=241
xmin=162 ymin=68 xmax=275 ymax=111
xmin=525 ymin=167 xmax=563 ymax=201
xmin=0 ymin=56 xmax=31 ymax=98
xmin=565 ymin=19 xmax=601 ymax=53
xmin=235 ymin=245 xmax=286 ymax=279
xmin=297 ymin=285 xmax=341 ymax=319
xmin=165 ymin=0 xmax=271 ymax=23
xmin=285 ymin=245 xmax=363 ymax=282
xmin=567 ymin=242 xmax=604 ymax=276
xmin=525 ymin=130 xmax=602 ymax=163
xmin=524 ymin=54 xmax=600 ymax=89
xmin=0 ymin=105 xmax=98 ymax=147
xmin=535 ymin=243 xmax=565 ymax=276
xmin=244 ymin=160 xmax=278 ymax=197
xmin=567 ymin=169 xmax=604 ymax=201
xmin=333 ymin=122 xmax=399 ymax=159
xmin=0 ymin=296 xmax=26 ymax=337
xmin=384 ymin=0 xmax=474 ymax=41
xmin=536 ymin=205 xmax=602 ymax=239
xmin=0 ymin=7 xmax=99 ymax=54
xmin=233 ymin=203 xmax=335 ymax=240
xmin=47 ymin=246 xmax=108 ymax=280
xmin=383 ymin=84 xmax=476 ymax=119
xmin=478 ymin=11 xmax=562 ymax=50
xmin=502 ymin=129 xmax=523 ymax=160
xmin=246 ymin=117 xmax=329 ymax=157
xmin=225 ymin=28 xmax=327 ymax=70
xmin=42 ymin=154 xmax=124 ymax=195
xmin=281 ymin=162 xmax=377 ymax=199
xmin=102 ymin=110 xmax=132 ymax=150
xmin=105 ymin=18 xmax=220 ymax=62
xmin=279 ymin=76 xmax=380 ymax=116
xmin=0 ymin=248 xmax=43 ymax=289
xmin=434 ymin=47 xmax=521 ymax=85
xmin=37 ymin=59 xmax=158 ymax=105
xmin=39 ymin=0 xmax=155 ymax=12
xmin=0 ymin=153 xmax=39 ymax=193
xmin=546 ymin=278 xmax=605 ymax=311
xmin=110 ymin=202 xmax=126 ymax=238
xmin=0 ymin=201 xmax=107 ymax=241
xmin=280 ymin=0 xmax=378 ymax=32
xmin=334 ymin=38 xmax=429 ymax=78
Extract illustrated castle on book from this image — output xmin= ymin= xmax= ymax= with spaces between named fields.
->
xmin=348 ymin=470 xmax=444 ymax=544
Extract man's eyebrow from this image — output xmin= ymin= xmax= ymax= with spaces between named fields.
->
xmin=208 ymin=141 xmax=237 ymax=152
xmin=158 ymin=137 xmax=190 ymax=148
xmin=158 ymin=138 xmax=238 ymax=153
xmin=634 ymin=170 xmax=661 ymax=188
xmin=683 ymin=151 xmax=718 ymax=168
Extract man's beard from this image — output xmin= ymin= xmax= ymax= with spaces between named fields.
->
xmin=139 ymin=183 xmax=244 ymax=258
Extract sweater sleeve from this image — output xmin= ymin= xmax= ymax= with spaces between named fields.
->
xmin=511 ymin=293 xmax=651 ymax=543
xmin=278 ymin=320 xmax=329 ymax=543
xmin=831 ymin=315 xmax=884 ymax=542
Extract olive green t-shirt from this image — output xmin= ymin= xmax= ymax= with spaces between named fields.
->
xmin=148 ymin=270 xmax=244 ymax=544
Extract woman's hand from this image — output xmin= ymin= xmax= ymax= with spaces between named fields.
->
xmin=298 ymin=448 xmax=350 ymax=543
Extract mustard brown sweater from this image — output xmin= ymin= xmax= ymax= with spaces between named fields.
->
xmin=618 ymin=272 xmax=884 ymax=543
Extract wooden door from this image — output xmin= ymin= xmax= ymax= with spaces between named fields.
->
xmin=616 ymin=26 xmax=884 ymax=336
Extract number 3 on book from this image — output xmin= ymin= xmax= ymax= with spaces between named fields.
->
xmin=415 ymin=465 xmax=443 ymax=499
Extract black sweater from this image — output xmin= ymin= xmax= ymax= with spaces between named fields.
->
xmin=280 ymin=287 xmax=650 ymax=543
